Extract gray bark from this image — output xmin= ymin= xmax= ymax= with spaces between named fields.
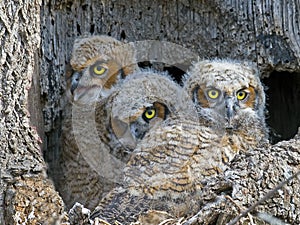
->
xmin=0 ymin=1 xmax=64 ymax=224
xmin=0 ymin=0 xmax=300 ymax=224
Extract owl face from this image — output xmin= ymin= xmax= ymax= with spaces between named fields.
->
xmin=110 ymin=101 xmax=170 ymax=149
xmin=184 ymin=60 xmax=266 ymax=130
xmin=108 ymin=71 xmax=192 ymax=150
xmin=71 ymin=59 xmax=125 ymax=103
xmin=193 ymin=80 xmax=259 ymax=129
xmin=68 ymin=35 xmax=138 ymax=104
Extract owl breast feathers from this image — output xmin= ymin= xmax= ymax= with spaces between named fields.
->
xmin=60 ymin=68 xmax=195 ymax=210
xmin=90 ymin=108 xmax=225 ymax=224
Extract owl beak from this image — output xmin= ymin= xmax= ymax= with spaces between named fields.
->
xmin=225 ymin=97 xmax=236 ymax=128
xmin=71 ymin=70 xmax=103 ymax=103
xmin=111 ymin=116 xmax=137 ymax=149
xmin=70 ymin=72 xmax=82 ymax=95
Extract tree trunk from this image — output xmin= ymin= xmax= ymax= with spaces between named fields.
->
xmin=0 ymin=1 xmax=64 ymax=224
xmin=1 ymin=0 xmax=300 ymax=224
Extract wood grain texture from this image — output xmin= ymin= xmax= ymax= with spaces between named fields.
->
xmin=1 ymin=0 xmax=300 ymax=224
xmin=0 ymin=0 xmax=65 ymax=224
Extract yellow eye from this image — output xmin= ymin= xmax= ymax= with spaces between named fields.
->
xmin=236 ymin=90 xmax=247 ymax=100
xmin=142 ymin=108 xmax=156 ymax=121
xmin=207 ymin=89 xmax=220 ymax=99
xmin=93 ymin=64 xmax=106 ymax=75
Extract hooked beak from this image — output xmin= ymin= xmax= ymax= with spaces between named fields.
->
xmin=70 ymin=72 xmax=82 ymax=95
xmin=225 ymin=97 xmax=236 ymax=128
xmin=110 ymin=116 xmax=137 ymax=149
xmin=71 ymin=71 xmax=101 ymax=103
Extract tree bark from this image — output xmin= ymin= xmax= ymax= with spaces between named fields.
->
xmin=1 ymin=0 xmax=300 ymax=224
xmin=0 ymin=1 xmax=64 ymax=224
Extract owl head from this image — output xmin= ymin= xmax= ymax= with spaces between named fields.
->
xmin=67 ymin=35 xmax=139 ymax=104
xmin=184 ymin=59 xmax=267 ymax=133
xmin=107 ymin=70 xmax=196 ymax=150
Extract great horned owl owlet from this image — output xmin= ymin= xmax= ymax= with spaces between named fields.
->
xmin=90 ymin=93 xmax=228 ymax=224
xmin=184 ymin=59 xmax=269 ymax=161
xmin=60 ymin=69 xmax=191 ymax=210
xmin=59 ymin=35 xmax=139 ymax=209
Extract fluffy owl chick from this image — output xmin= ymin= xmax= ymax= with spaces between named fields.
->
xmin=58 ymin=35 xmax=139 ymax=209
xmin=183 ymin=59 xmax=268 ymax=160
xmin=90 ymin=111 xmax=225 ymax=224
xmin=67 ymin=35 xmax=139 ymax=104
xmin=59 ymin=71 xmax=191 ymax=210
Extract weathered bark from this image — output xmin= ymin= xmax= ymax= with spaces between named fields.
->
xmin=65 ymin=132 xmax=300 ymax=225
xmin=0 ymin=0 xmax=300 ymax=224
xmin=0 ymin=0 xmax=64 ymax=224
xmin=184 ymin=131 xmax=300 ymax=225
xmin=39 ymin=0 xmax=300 ymax=223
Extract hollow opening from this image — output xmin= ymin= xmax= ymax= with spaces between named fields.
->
xmin=262 ymin=71 xmax=300 ymax=143
xmin=137 ymin=61 xmax=188 ymax=85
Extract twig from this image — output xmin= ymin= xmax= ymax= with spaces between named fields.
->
xmin=256 ymin=212 xmax=290 ymax=225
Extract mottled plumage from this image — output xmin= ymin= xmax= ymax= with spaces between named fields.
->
xmin=59 ymin=70 xmax=191 ymax=210
xmin=59 ymin=35 xmax=139 ymax=209
xmin=90 ymin=95 xmax=228 ymax=224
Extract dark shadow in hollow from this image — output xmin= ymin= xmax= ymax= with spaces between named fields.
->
xmin=137 ymin=61 xmax=188 ymax=85
xmin=262 ymin=71 xmax=300 ymax=144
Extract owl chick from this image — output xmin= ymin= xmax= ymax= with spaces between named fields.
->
xmin=104 ymin=70 xmax=196 ymax=153
xmin=58 ymin=35 xmax=139 ymax=210
xmin=90 ymin=104 xmax=225 ymax=224
xmin=67 ymin=35 xmax=139 ymax=104
xmin=59 ymin=71 xmax=191 ymax=210
xmin=183 ymin=59 xmax=269 ymax=161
